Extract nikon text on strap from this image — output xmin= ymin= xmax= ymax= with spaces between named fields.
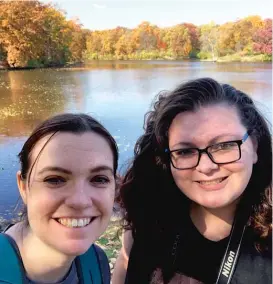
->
xmin=215 ymin=216 xmax=246 ymax=284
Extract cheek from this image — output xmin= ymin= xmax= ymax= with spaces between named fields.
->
xmin=221 ymin=160 xmax=254 ymax=191
xmin=95 ymin=188 xmax=115 ymax=215
xmin=171 ymin=167 xmax=192 ymax=189
xmin=27 ymin=189 xmax=61 ymax=219
xmin=223 ymin=157 xmax=254 ymax=174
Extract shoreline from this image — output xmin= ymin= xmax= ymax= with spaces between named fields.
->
xmin=0 ymin=62 xmax=83 ymax=71
xmin=0 ymin=57 xmax=271 ymax=71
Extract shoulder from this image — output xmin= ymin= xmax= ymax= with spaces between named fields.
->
xmin=93 ymin=244 xmax=111 ymax=283
xmin=0 ymin=222 xmax=14 ymax=233
xmin=0 ymin=233 xmax=26 ymax=283
xmin=122 ymin=230 xmax=134 ymax=260
xmin=242 ymin=226 xmax=272 ymax=256
xmin=233 ymin=228 xmax=272 ymax=283
xmin=93 ymin=244 xmax=109 ymax=265
xmin=234 ymin=250 xmax=271 ymax=283
xmin=0 ymin=232 xmax=20 ymax=255
xmin=76 ymin=244 xmax=111 ymax=283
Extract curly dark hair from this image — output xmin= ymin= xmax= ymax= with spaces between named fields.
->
xmin=118 ymin=77 xmax=272 ymax=257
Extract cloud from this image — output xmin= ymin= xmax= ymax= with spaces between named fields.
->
xmin=92 ymin=3 xmax=107 ymax=9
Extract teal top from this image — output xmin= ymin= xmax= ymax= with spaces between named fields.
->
xmin=5 ymin=234 xmax=79 ymax=284
xmin=0 ymin=230 xmax=110 ymax=284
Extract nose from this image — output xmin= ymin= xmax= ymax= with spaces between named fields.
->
xmin=65 ymin=181 xmax=92 ymax=209
xmin=195 ymin=152 xmax=219 ymax=174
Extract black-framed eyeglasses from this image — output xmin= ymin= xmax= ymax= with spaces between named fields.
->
xmin=165 ymin=131 xmax=251 ymax=170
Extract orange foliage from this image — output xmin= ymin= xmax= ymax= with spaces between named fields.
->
xmin=0 ymin=2 xmax=271 ymax=66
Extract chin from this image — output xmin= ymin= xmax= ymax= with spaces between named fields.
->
xmin=63 ymin=242 xmax=94 ymax=256
xmin=202 ymin=203 xmax=227 ymax=209
xmin=197 ymin=196 xmax=239 ymax=209
xmin=54 ymin=238 xmax=96 ymax=257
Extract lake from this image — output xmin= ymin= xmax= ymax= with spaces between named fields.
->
xmin=0 ymin=61 xmax=272 ymax=219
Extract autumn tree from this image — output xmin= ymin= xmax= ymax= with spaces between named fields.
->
xmin=132 ymin=22 xmax=159 ymax=51
xmin=0 ymin=3 xmax=271 ymax=64
xmin=163 ymin=25 xmax=192 ymax=58
xmin=231 ymin=15 xmax=264 ymax=54
xmin=183 ymin=23 xmax=200 ymax=55
xmin=199 ymin=22 xmax=220 ymax=60
xmin=0 ymin=1 xmax=87 ymax=67
xmin=101 ymin=27 xmax=126 ymax=56
xmin=253 ymin=18 xmax=272 ymax=55
xmin=40 ymin=4 xmax=72 ymax=66
xmin=115 ymin=30 xmax=137 ymax=59
xmin=0 ymin=1 xmax=47 ymax=67
xmin=217 ymin=22 xmax=237 ymax=55
xmin=85 ymin=31 xmax=103 ymax=59
xmin=65 ymin=19 xmax=87 ymax=62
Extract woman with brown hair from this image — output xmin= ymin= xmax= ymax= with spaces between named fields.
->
xmin=113 ymin=77 xmax=272 ymax=284
xmin=0 ymin=113 xmax=119 ymax=283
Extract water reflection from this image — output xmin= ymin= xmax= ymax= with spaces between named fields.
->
xmin=0 ymin=70 xmax=70 ymax=136
xmin=0 ymin=61 xmax=271 ymax=218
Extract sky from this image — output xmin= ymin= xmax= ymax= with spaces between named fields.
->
xmin=42 ymin=0 xmax=273 ymax=30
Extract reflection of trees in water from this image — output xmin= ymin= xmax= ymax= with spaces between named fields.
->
xmin=0 ymin=63 xmax=271 ymax=136
xmin=55 ymin=71 xmax=87 ymax=113
xmin=213 ymin=62 xmax=272 ymax=73
xmin=83 ymin=60 xmax=179 ymax=70
xmin=0 ymin=70 xmax=69 ymax=136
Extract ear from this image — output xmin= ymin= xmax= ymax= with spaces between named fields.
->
xmin=17 ymin=171 xmax=28 ymax=205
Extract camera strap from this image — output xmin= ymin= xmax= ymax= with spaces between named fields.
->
xmin=215 ymin=216 xmax=246 ymax=284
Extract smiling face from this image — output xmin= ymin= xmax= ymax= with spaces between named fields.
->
xmin=168 ymin=104 xmax=258 ymax=209
xmin=17 ymin=132 xmax=115 ymax=256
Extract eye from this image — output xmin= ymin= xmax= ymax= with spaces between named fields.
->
xmin=90 ymin=176 xmax=110 ymax=185
xmin=44 ymin=176 xmax=66 ymax=186
xmin=211 ymin=142 xmax=237 ymax=152
xmin=174 ymin=148 xmax=198 ymax=157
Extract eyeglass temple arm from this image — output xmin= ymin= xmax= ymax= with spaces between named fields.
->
xmin=242 ymin=131 xmax=251 ymax=142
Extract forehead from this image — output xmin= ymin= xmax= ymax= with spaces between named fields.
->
xmin=168 ymin=105 xmax=246 ymax=143
xmin=30 ymin=132 xmax=114 ymax=171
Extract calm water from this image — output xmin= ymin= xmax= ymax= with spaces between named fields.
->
xmin=0 ymin=61 xmax=272 ymax=218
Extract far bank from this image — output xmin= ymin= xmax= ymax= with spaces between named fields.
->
xmin=0 ymin=54 xmax=271 ymax=71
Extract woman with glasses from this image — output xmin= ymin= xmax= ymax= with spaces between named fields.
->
xmin=112 ymin=78 xmax=272 ymax=284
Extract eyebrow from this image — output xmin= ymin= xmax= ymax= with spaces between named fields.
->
xmin=37 ymin=165 xmax=114 ymax=176
xmin=90 ymin=166 xmax=114 ymax=175
xmin=171 ymin=133 xmax=242 ymax=149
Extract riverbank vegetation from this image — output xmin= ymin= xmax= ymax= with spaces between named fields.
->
xmin=0 ymin=1 xmax=271 ymax=68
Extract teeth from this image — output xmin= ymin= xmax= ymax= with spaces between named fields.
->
xmin=78 ymin=219 xmax=84 ymax=227
xmin=57 ymin=218 xmax=92 ymax=228
xmin=199 ymin=178 xmax=225 ymax=185
xmin=72 ymin=219 xmax=77 ymax=227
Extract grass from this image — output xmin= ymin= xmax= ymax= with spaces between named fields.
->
xmin=96 ymin=218 xmax=123 ymax=270
xmin=217 ymin=53 xmax=272 ymax=62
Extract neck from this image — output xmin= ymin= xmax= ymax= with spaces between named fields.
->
xmin=190 ymin=203 xmax=237 ymax=241
xmin=18 ymin=224 xmax=74 ymax=282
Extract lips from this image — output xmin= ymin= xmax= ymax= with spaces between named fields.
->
xmin=195 ymin=176 xmax=229 ymax=191
xmin=196 ymin=177 xmax=228 ymax=185
xmin=54 ymin=217 xmax=98 ymax=228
